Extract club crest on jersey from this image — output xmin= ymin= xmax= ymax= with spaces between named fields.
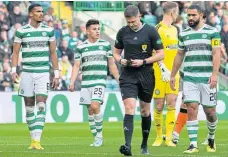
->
xmin=99 ymin=46 xmax=103 ymax=50
xmin=142 ymin=44 xmax=147 ymax=53
xmin=42 ymin=32 xmax=47 ymax=36
xmin=202 ymin=34 xmax=207 ymax=38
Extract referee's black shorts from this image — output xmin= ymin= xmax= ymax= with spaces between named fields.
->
xmin=119 ymin=68 xmax=155 ymax=103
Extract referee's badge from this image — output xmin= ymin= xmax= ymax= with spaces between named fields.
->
xmin=142 ymin=44 xmax=147 ymax=53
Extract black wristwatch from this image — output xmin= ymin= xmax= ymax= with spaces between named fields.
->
xmin=143 ymin=59 xmax=147 ymax=66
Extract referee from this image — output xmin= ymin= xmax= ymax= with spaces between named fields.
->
xmin=114 ymin=5 xmax=164 ymax=156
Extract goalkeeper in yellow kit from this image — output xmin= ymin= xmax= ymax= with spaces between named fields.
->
xmin=152 ymin=2 xmax=179 ymax=147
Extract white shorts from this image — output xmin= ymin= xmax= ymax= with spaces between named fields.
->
xmin=79 ymin=86 xmax=105 ymax=105
xmin=19 ymin=72 xmax=50 ymax=97
xmin=183 ymin=81 xmax=217 ymax=107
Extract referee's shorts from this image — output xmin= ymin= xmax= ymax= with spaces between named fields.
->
xmin=119 ymin=68 xmax=155 ymax=103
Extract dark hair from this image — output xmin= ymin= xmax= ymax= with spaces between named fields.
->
xmin=28 ymin=4 xmax=42 ymax=13
xmin=86 ymin=19 xmax=99 ymax=29
xmin=124 ymin=5 xmax=139 ymax=18
xmin=188 ymin=4 xmax=203 ymax=14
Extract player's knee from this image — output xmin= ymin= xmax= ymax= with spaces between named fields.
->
xmin=37 ymin=102 xmax=45 ymax=111
xmin=187 ymin=107 xmax=195 ymax=116
xmin=155 ymin=105 xmax=163 ymax=112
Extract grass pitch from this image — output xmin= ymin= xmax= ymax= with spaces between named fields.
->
xmin=0 ymin=121 xmax=228 ymax=157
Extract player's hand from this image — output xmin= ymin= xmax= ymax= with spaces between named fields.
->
xmin=131 ymin=59 xmax=143 ymax=67
xmin=120 ymin=59 xmax=128 ymax=66
xmin=159 ymin=63 xmax=171 ymax=82
xmin=208 ymin=74 xmax=218 ymax=89
xmin=12 ymin=73 xmax=19 ymax=84
xmin=52 ymin=78 xmax=59 ymax=90
xmin=68 ymin=83 xmax=75 ymax=92
xmin=170 ymin=76 xmax=176 ymax=91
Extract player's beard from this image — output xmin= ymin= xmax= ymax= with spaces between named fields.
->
xmin=188 ymin=19 xmax=200 ymax=28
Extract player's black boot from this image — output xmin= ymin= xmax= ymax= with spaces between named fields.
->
xmin=119 ymin=144 xmax=132 ymax=156
xmin=140 ymin=145 xmax=149 ymax=155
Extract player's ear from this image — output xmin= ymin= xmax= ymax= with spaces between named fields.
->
xmin=29 ymin=11 xmax=33 ymax=17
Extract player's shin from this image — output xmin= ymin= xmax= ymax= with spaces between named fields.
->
xmin=141 ymin=114 xmax=151 ymax=148
xmin=166 ymin=106 xmax=176 ymax=140
xmin=154 ymin=109 xmax=163 ymax=137
xmin=25 ymin=106 xmax=36 ymax=140
xmin=206 ymin=118 xmax=218 ymax=140
xmin=186 ymin=120 xmax=199 ymax=148
xmin=173 ymin=108 xmax=187 ymax=136
xmin=94 ymin=111 xmax=103 ymax=138
xmin=34 ymin=102 xmax=46 ymax=142
xmin=88 ymin=114 xmax=97 ymax=137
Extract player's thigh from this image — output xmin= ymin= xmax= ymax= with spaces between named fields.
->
xmin=34 ymin=73 xmax=50 ymax=97
xmin=200 ymin=83 xmax=217 ymax=107
xmin=153 ymin=77 xmax=166 ymax=99
xmin=91 ymin=86 xmax=105 ymax=104
xmin=80 ymin=88 xmax=92 ymax=105
xmin=138 ymin=70 xmax=155 ymax=103
xmin=19 ymin=72 xmax=34 ymax=97
xmin=119 ymin=71 xmax=138 ymax=100
xmin=183 ymin=81 xmax=200 ymax=104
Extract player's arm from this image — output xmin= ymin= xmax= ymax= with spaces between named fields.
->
xmin=49 ymin=29 xmax=60 ymax=89
xmin=69 ymin=48 xmax=81 ymax=92
xmin=11 ymin=30 xmax=22 ymax=83
xmin=170 ymin=34 xmax=185 ymax=90
xmin=108 ymin=57 xmax=119 ymax=83
xmin=209 ymin=31 xmax=221 ymax=88
xmin=171 ymin=49 xmax=185 ymax=78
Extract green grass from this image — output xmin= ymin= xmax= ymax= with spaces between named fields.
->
xmin=0 ymin=121 xmax=228 ymax=157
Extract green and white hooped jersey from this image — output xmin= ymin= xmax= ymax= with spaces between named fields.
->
xmin=14 ymin=23 xmax=55 ymax=73
xmin=75 ymin=39 xmax=112 ymax=88
xmin=178 ymin=24 xmax=221 ymax=84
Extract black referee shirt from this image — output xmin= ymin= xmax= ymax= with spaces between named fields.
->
xmin=115 ymin=23 xmax=163 ymax=69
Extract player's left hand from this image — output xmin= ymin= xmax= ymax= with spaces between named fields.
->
xmin=208 ymin=74 xmax=218 ymax=89
xmin=131 ymin=59 xmax=143 ymax=67
xmin=159 ymin=63 xmax=171 ymax=82
xmin=52 ymin=78 xmax=59 ymax=90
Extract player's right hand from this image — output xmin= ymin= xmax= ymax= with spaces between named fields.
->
xmin=170 ymin=76 xmax=176 ymax=91
xmin=12 ymin=73 xmax=19 ymax=84
xmin=68 ymin=83 xmax=75 ymax=92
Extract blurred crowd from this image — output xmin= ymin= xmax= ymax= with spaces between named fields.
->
xmin=0 ymin=1 xmax=228 ymax=92
xmin=0 ymin=1 xmax=89 ymax=92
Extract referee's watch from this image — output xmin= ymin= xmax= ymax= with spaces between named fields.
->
xmin=143 ymin=59 xmax=147 ymax=66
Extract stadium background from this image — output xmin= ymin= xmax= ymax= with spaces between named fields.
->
xmin=0 ymin=1 xmax=228 ymax=157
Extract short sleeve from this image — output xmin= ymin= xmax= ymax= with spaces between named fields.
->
xmin=114 ymin=28 xmax=124 ymax=49
xmin=211 ymin=29 xmax=221 ymax=48
xmin=14 ymin=30 xmax=22 ymax=43
xmin=178 ymin=35 xmax=185 ymax=50
xmin=75 ymin=47 xmax=81 ymax=60
xmin=106 ymin=43 xmax=113 ymax=58
xmin=49 ymin=28 xmax=56 ymax=41
xmin=150 ymin=26 xmax=163 ymax=50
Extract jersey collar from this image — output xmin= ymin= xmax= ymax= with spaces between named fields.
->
xmin=28 ymin=23 xmax=43 ymax=29
xmin=132 ymin=23 xmax=145 ymax=32
xmin=86 ymin=39 xmax=100 ymax=44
